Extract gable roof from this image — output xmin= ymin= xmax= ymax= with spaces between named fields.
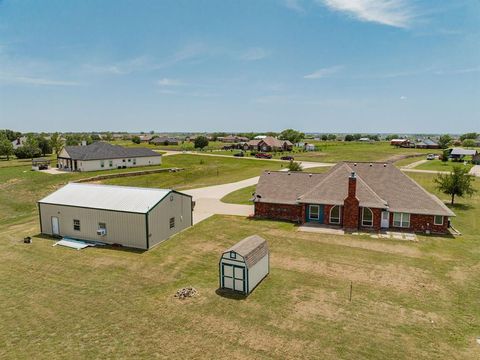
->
xmin=450 ymin=148 xmax=477 ymax=156
xmin=255 ymin=162 xmax=455 ymax=217
xmin=38 ymin=183 xmax=178 ymax=214
xmin=150 ymin=136 xmax=179 ymax=144
xmin=63 ymin=142 xmax=161 ymax=161
xmin=259 ymin=136 xmax=292 ymax=148
xmin=225 ymin=235 xmax=268 ymax=268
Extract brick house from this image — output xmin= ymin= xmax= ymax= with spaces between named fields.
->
xmin=244 ymin=136 xmax=293 ymax=152
xmin=254 ymin=162 xmax=455 ymax=234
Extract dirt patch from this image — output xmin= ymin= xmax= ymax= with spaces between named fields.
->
xmin=272 ymin=255 xmax=441 ymax=295
xmin=267 ymin=229 xmax=422 ymax=258
xmin=448 ymin=264 xmax=480 ymax=284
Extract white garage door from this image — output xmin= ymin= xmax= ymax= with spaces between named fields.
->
xmin=222 ymin=263 xmax=245 ymax=293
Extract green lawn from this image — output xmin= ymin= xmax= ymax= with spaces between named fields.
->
xmin=415 ymin=160 xmax=474 ymax=172
xmin=221 ymin=185 xmax=256 ymax=205
xmin=1 ymin=152 xmax=480 ymax=359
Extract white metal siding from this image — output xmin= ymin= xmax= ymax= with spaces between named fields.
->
xmin=247 ymin=254 xmax=269 ymax=293
xmin=39 ymin=203 xmax=147 ymax=249
xmin=147 ymin=192 xmax=192 ymax=248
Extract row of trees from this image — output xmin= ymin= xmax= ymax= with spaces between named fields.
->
xmin=0 ymin=131 xmax=65 ymax=160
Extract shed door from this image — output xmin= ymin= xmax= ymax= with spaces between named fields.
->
xmin=222 ymin=263 xmax=245 ymax=293
xmin=51 ymin=217 xmax=60 ymax=235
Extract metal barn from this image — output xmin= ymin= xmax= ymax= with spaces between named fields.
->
xmin=219 ymin=235 xmax=269 ymax=295
xmin=38 ymin=183 xmax=192 ymax=250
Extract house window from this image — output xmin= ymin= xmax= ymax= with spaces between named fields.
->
xmin=330 ymin=205 xmax=341 ymax=224
xmin=434 ymin=215 xmax=444 ymax=226
xmin=128 ymin=159 xmax=131 ymax=162
xmin=100 ymin=160 xmax=105 ymax=168
xmin=230 ymin=251 xmax=236 ymax=259
xmin=109 ymin=160 xmax=113 ymax=167
xmin=361 ymin=208 xmax=373 ymax=227
xmin=99 ymin=222 xmax=106 ymax=231
xmin=73 ymin=219 xmax=81 ymax=231
xmin=133 ymin=158 xmax=136 ymax=165
xmin=169 ymin=217 xmax=175 ymax=229
xmin=309 ymin=205 xmax=320 ymax=220
xmin=393 ymin=213 xmax=410 ymax=228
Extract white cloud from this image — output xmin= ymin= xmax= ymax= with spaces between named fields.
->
xmin=157 ymin=78 xmax=184 ymax=86
xmin=0 ymin=74 xmax=81 ymax=86
xmin=283 ymin=0 xmax=306 ymax=13
xmin=400 ymin=95 xmax=407 ymax=100
xmin=240 ymin=47 xmax=270 ymax=61
xmin=303 ymin=65 xmax=343 ymax=79
xmin=318 ymin=0 xmax=415 ymax=28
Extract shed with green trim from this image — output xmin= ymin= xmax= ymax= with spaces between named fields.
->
xmin=38 ymin=183 xmax=192 ymax=250
xmin=219 ymin=235 xmax=269 ymax=295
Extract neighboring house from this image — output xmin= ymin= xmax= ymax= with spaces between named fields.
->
xmin=11 ymin=136 xmax=27 ymax=149
xmin=254 ymin=162 xmax=455 ymax=234
xmin=150 ymin=136 xmax=179 ymax=146
xmin=139 ymin=135 xmax=154 ymax=143
xmin=242 ymin=139 xmax=261 ymax=151
xmin=219 ymin=135 xmax=250 ymax=143
xmin=358 ymin=137 xmax=371 ymax=142
xmin=416 ymin=138 xmax=440 ymax=149
xmin=449 ymin=148 xmax=478 ymax=161
xmin=57 ymin=141 xmax=161 ymax=171
xmin=38 ymin=183 xmax=192 ymax=250
xmin=304 ymin=143 xmax=316 ymax=151
xmin=245 ymin=136 xmax=293 ymax=152
xmin=390 ymin=139 xmax=413 ymax=148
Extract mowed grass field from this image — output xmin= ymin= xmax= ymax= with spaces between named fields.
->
xmin=1 ymin=149 xmax=480 ymax=358
xmin=415 ymin=160 xmax=474 ymax=172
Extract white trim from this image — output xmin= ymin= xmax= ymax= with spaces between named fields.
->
xmin=309 ymin=205 xmax=320 ymax=220
xmin=361 ymin=207 xmax=373 ymax=227
xmin=329 ymin=205 xmax=341 ymax=224
xmin=434 ymin=215 xmax=444 ymax=226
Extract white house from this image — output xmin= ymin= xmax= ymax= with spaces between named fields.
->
xmin=57 ymin=142 xmax=161 ymax=171
xmin=219 ymin=235 xmax=269 ymax=295
xmin=12 ymin=136 xmax=27 ymax=149
xmin=38 ymin=183 xmax=193 ymax=250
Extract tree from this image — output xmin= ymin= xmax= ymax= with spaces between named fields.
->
xmin=132 ymin=136 xmax=141 ymax=144
xmin=287 ymin=160 xmax=303 ymax=172
xmin=36 ymin=136 xmax=52 ymax=156
xmin=462 ymin=139 xmax=476 ymax=148
xmin=344 ymin=135 xmax=354 ymax=142
xmin=441 ymin=149 xmax=450 ymax=162
xmin=327 ymin=134 xmax=337 ymax=141
xmin=321 ymin=134 xmax=328 ymax=141
xmin=434 ymin=166 xmax=477 ymax=205
xmin=0 ymin=134 xmax=14 ymax=160
xmin=65 ymin=134 xmax=82 ymax=146
xmin=385 ymin=134 xmax=399 ymax=141
xmin=91 ymin=134 xmax=101 ymax=141
xmin=103 ymin=132 xmax=114 ymax=141
xmin=50 ymin=133 xmax=64 ymax=155
xmin=279 ymin=129 xmax=305 ymax=144
xmin=14 ymin=135 xmax=42 ymax=159
xmin=438 ymin=134 xmax=452 ymax=149
xmin=459 ymin=132 xmax=478 ymax=141
xmin=0 ymin=129 xmax=22 ymax=142
xmin=194 ymin=136 xmax=209 ymax=149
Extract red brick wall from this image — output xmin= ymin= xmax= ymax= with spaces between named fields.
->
xmin=389 ymin=213 xmax=449 ymax=234
xmin=254 ymin=202 xmax=304 ymax=223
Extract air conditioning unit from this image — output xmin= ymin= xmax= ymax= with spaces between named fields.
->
xmin=97 ymin=229 xmax=107 ymax=236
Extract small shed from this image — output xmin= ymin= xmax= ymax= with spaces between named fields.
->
xmin=219 ymin=235 xmax=269 ymax=295
xmin=32 ymin=157 xmax=50 ymax=171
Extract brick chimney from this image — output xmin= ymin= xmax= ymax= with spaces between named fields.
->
xmin=343 ymin=172 xmax=360 ymax=231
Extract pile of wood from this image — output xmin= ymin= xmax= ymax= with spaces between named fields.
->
xmin=174 ymin=287 xmax=198 ymax=299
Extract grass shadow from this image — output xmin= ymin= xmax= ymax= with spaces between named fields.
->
xmin=215 ymin=288 xmax=248 ymax=301
xmin=448 ymin=203 xmax=474 ymax=211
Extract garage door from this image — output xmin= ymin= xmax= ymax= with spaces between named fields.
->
xmin=222 ymin=263 xmax=245 ymax=293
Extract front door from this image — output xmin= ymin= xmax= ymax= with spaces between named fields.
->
xmin=307 ymin=204 xmax=324 ymax=223
xmin=381 ymin=211 xmax=390 ymax=228
xmin=222 ymin=264 xmax=246 ymax=293
xmin=51 ymin=217 xmax=60 ymax=235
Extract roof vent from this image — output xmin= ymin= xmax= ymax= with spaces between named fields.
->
xmin=287 ymin=172 xmax=291 ymax=175
xmin=353 ymin=163 xmax=357 ymax=166
xmin=267 ymin=171 xmax=271 ymax=174
xmin=309 ymin=173 xmax=312 ymax=177
xmin=369 ymin=163 xmax=373 ymax=167
xmin=383 ymin=163 xmax=387 ymax=167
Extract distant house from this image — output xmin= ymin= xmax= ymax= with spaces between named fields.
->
xmin=139 ymin=135 xmax=154 ymax=143
xmin=220 ymin=135 xmax=250 ymax=143
xmin=254 ymin=162 xmax=455 ymax=234
xmin=390 ymin=139 xmax=412 ymax=148
xmin=254 ymin=135 xmax=267 ymax=140
xmin=305 ymin=143 xmax=316 ymax=151
xmin=57 ymin=142 xmax=161 ymax=171
xmin=38 ymin=183 xmax=192 ymax=250
xmin=449 ymin=148 xmax=478 ymax=161
xmin=11 ymin=136 xmax=27 ymax=149
xmin=245 ymin=136 xmax=293 ymax=152
xmin=150 ymin=137 xmax=179 ymax=146
xmin=358 ymin=137 xmax=371 ymax=142
xmin=416 ymin=139 xmax=439 ymax=149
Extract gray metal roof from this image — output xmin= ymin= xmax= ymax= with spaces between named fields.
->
xmin=63 ymin=142 xmax=161 ymax=161
xmin=38 ymin=183 xmax=174 ymax=213
xmin=225 ymin=235 xmax=268 ymax=268
xmin=450 ymin=148 xmax=477 ymax=156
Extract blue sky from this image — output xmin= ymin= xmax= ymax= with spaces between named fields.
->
xmin=0 ymin=0 xmax=479 ymax=133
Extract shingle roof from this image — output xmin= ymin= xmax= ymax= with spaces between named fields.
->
xmin=38 ymin=183 xmax=174 ymax=213
xmin=63 ymin=142 xmax=161 ymax=161
xmin=225 ymin=235 xmax=268 ymax=268
xmin=150 ymin=137 xmax=179 ymax=144
xmin=255 ymin=162 xmax=455 ymax=217
xmin=255 ymin=171 xmax=326 ymax=204
xmin=260 ymin=136 xmax=291 ymax=148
